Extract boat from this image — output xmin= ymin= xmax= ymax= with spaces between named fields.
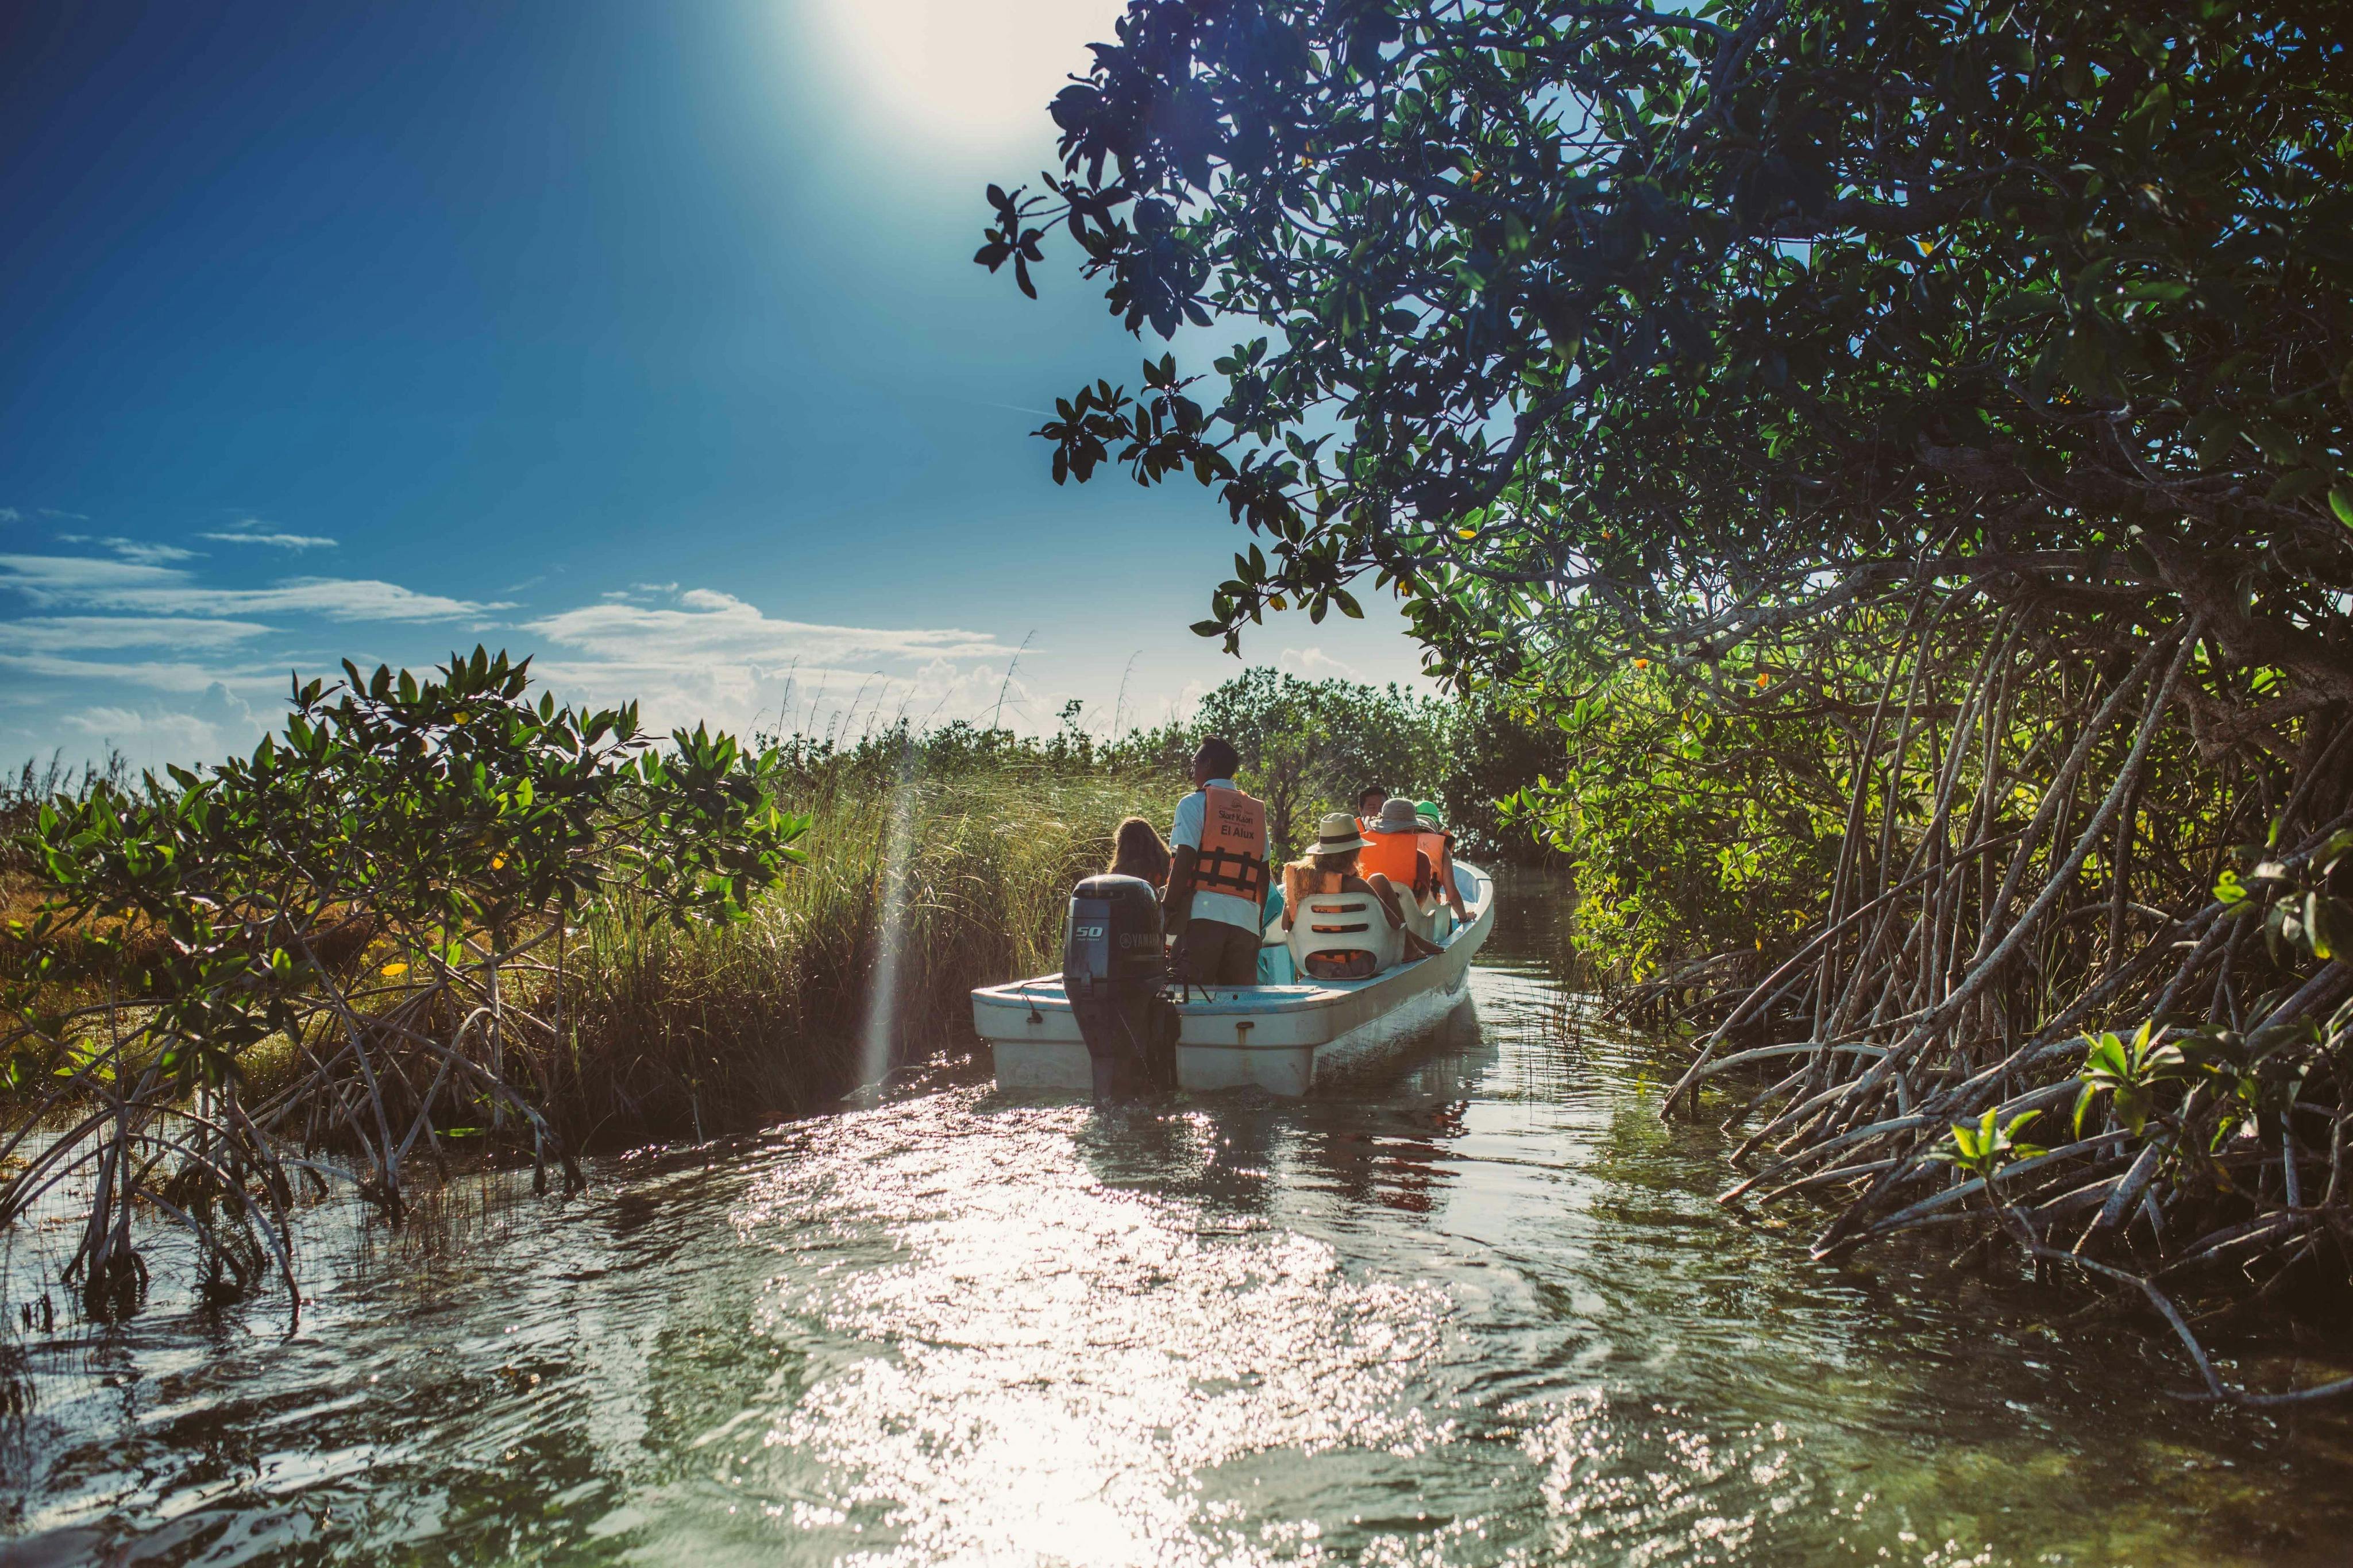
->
xmin=973 ymin=863 xmax=1495 ymax=1095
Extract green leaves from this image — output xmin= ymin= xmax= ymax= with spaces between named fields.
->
xmin=2217 ymin=828 xmax=2353 ymax=967
xmin=2074 ymin=1021 xmax=2186 ymax=1138
xmin=1937 ymin=1108 xmax=2047 ymax=1181
xmin=8 ymin=646 xmax=811 ymax=1097
xmin=2308 ymin=891 xmax=2341 ymax=961
xmin=971 ymin=0 xmax=2350 ymax=730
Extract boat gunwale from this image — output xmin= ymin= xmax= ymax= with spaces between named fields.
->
xmin=973 ymin=864 xmax=1494 ymax=1023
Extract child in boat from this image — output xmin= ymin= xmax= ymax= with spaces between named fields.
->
xmin=1105 ymin=817 xmax=1172 ymax=888
xmin=1280 ymin=813 xmax=1441 ymax=979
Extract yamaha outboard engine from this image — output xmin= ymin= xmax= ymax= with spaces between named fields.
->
xmin=1063 ymin=874 xmax=1174 ymax=1098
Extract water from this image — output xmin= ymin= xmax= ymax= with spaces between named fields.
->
xmin=5 ymin=876 xmax=2350 ymax=1566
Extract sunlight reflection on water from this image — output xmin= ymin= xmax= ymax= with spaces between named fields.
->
xmin=3 ymin=876 xmax=2350 ymax=1566
xmin=732 ymin=1099 xmax=1455 ymax=1564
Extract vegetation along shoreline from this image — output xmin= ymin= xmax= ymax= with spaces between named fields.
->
xmin=2 ymin=0 xmax=2350 ymax=1473
xmin=971 ymin=0 xmax=2353 ymax=1408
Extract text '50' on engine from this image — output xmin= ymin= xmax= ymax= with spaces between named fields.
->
xmin=1062 ymin=874 xmax=1174 ymax=1099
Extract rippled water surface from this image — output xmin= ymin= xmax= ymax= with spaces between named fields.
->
xmin=5 ymin=876 xmax=2351 ymax=1565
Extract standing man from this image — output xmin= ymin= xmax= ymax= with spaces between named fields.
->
xmin=1165 ymin=737 xmax=1270 ymax=987
xmin=1356 ymin=785 xmax=1386 ymax=830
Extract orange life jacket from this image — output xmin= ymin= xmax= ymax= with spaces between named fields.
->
xmin=1192 ymin=785 xmax=1270 ymax=902
xmin=1417 ymin=829 xmax=1452 ymax=886
xmin=1357 ymin=828 xmax=1425 ymax=891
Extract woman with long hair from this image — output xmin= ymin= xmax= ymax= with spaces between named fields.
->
xmin=1105 ymin=816 xmax=1172 ymax=888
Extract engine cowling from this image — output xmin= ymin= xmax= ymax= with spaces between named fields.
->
xmin=1063 ymin=874 xmax=1172 ymax=1097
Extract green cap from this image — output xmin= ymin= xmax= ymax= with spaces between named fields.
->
xmin=1413 ymin=800 xmax=1444 ymax=825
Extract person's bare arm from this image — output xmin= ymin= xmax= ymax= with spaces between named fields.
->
xmin=1362 ymin=872 xmax=1441 ymax=958
xmin=1358 ymin=873 xmax=1407 ymax=928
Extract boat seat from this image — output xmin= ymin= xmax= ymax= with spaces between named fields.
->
xmin=1287 ymin=889 xmax=1403 ymax=980
xmin=1384 ymin=878 xmax=1443 ymax=944
xmin=1411 ymin=888 xmax=1449 ymax=943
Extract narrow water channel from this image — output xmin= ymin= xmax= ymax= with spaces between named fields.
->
xmin=5 ymin=875 xmax=2349 ymax=1565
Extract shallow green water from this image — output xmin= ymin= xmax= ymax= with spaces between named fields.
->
xmin=4 ymin=876 xmax=2350 ymax=1565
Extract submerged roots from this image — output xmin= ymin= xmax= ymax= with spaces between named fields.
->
xmin=1647 ymin=605 xmax=2353 ymax=1405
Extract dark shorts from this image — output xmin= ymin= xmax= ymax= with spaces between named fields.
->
xmin=1173 ymin=916 xmax=1261 ymax=987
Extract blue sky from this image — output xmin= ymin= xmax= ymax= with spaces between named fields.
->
xmin=0 ymin=0 xmax=1429 ymax=768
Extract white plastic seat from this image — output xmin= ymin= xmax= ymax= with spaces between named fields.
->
xmin=1287 ymin=889 xmax=1403 ymax=980
xmin=1382 ymin=878 xmax=1442 ymax=944
xmin=1413 ymin=889 xmax=1449 ymax=943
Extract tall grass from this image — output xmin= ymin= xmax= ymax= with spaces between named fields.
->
xmin=7 ymin=665 xmax=1548 ymax=1165
xmin=2 ymin=741 xmax=1178 ymax=1160
xmin=547 ymin=755 xmax=1181 ymax=1144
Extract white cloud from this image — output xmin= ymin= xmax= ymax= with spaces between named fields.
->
xmin=523 ymin=589 xmax=1012 ymax=669
xmin=0 ymin=507 xmax=22 ymax=523
xmin=1277 ymin=646 xmax=1360 ymax=679
xmin=0 ymin=550 xmax=1113 ymax=768
xmin=200 ymin=577 xmax=510 ymax=619
xmin=66 ymin=706 xmax=214 ymax=744
xmin=0 ymin=554 xmax=184 ymax=596
xmin=0 ymin=616 xmax=275 ymax=651
xmin=1168 ymin=678 xmax=1213 ymax=724
xmin=0 ymin=546 xmax=507 ymax=769
xmin=56 ymin=535 xmax=200 ymax=565
xmin=62 ymin=683 xmax=264 ymax=760
xmin=512 ymin=587 xmax=1028 ymax=740
xmin=199 ymin=530 xmax=338 ymax=550
xmin=115 ymin=540 xmax=202 ymax=565
xmin=0 ymin=652 xmax=280 ymax=696
xmin=0 ymin=554 xmax=503 ymax=620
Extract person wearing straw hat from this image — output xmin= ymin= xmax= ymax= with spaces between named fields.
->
xmin=1278 ymin=812 xmax=1439 ymax=978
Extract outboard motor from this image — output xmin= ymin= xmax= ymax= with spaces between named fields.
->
xmin=1063 ymin=874 xmax=1175 ymax=1098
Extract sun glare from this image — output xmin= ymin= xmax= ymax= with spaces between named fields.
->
xmin=799 ymin=0 xmax=1124 ymax=142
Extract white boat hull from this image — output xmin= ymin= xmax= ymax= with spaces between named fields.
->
xmin=974 ymin=864 xmax=1495 ymax=1095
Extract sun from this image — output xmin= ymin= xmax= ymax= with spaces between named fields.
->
xmin=798 ymin=0 xmax=1125 ymax=144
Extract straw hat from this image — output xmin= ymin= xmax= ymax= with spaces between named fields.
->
xmin=1311 ymin=812 xmax=1368 ymax=853
xmin=1374 ymin=797 xmax=1421 ymax=833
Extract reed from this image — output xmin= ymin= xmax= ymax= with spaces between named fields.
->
xmin=546 ymin=758 xmax=1182 ymax=1144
